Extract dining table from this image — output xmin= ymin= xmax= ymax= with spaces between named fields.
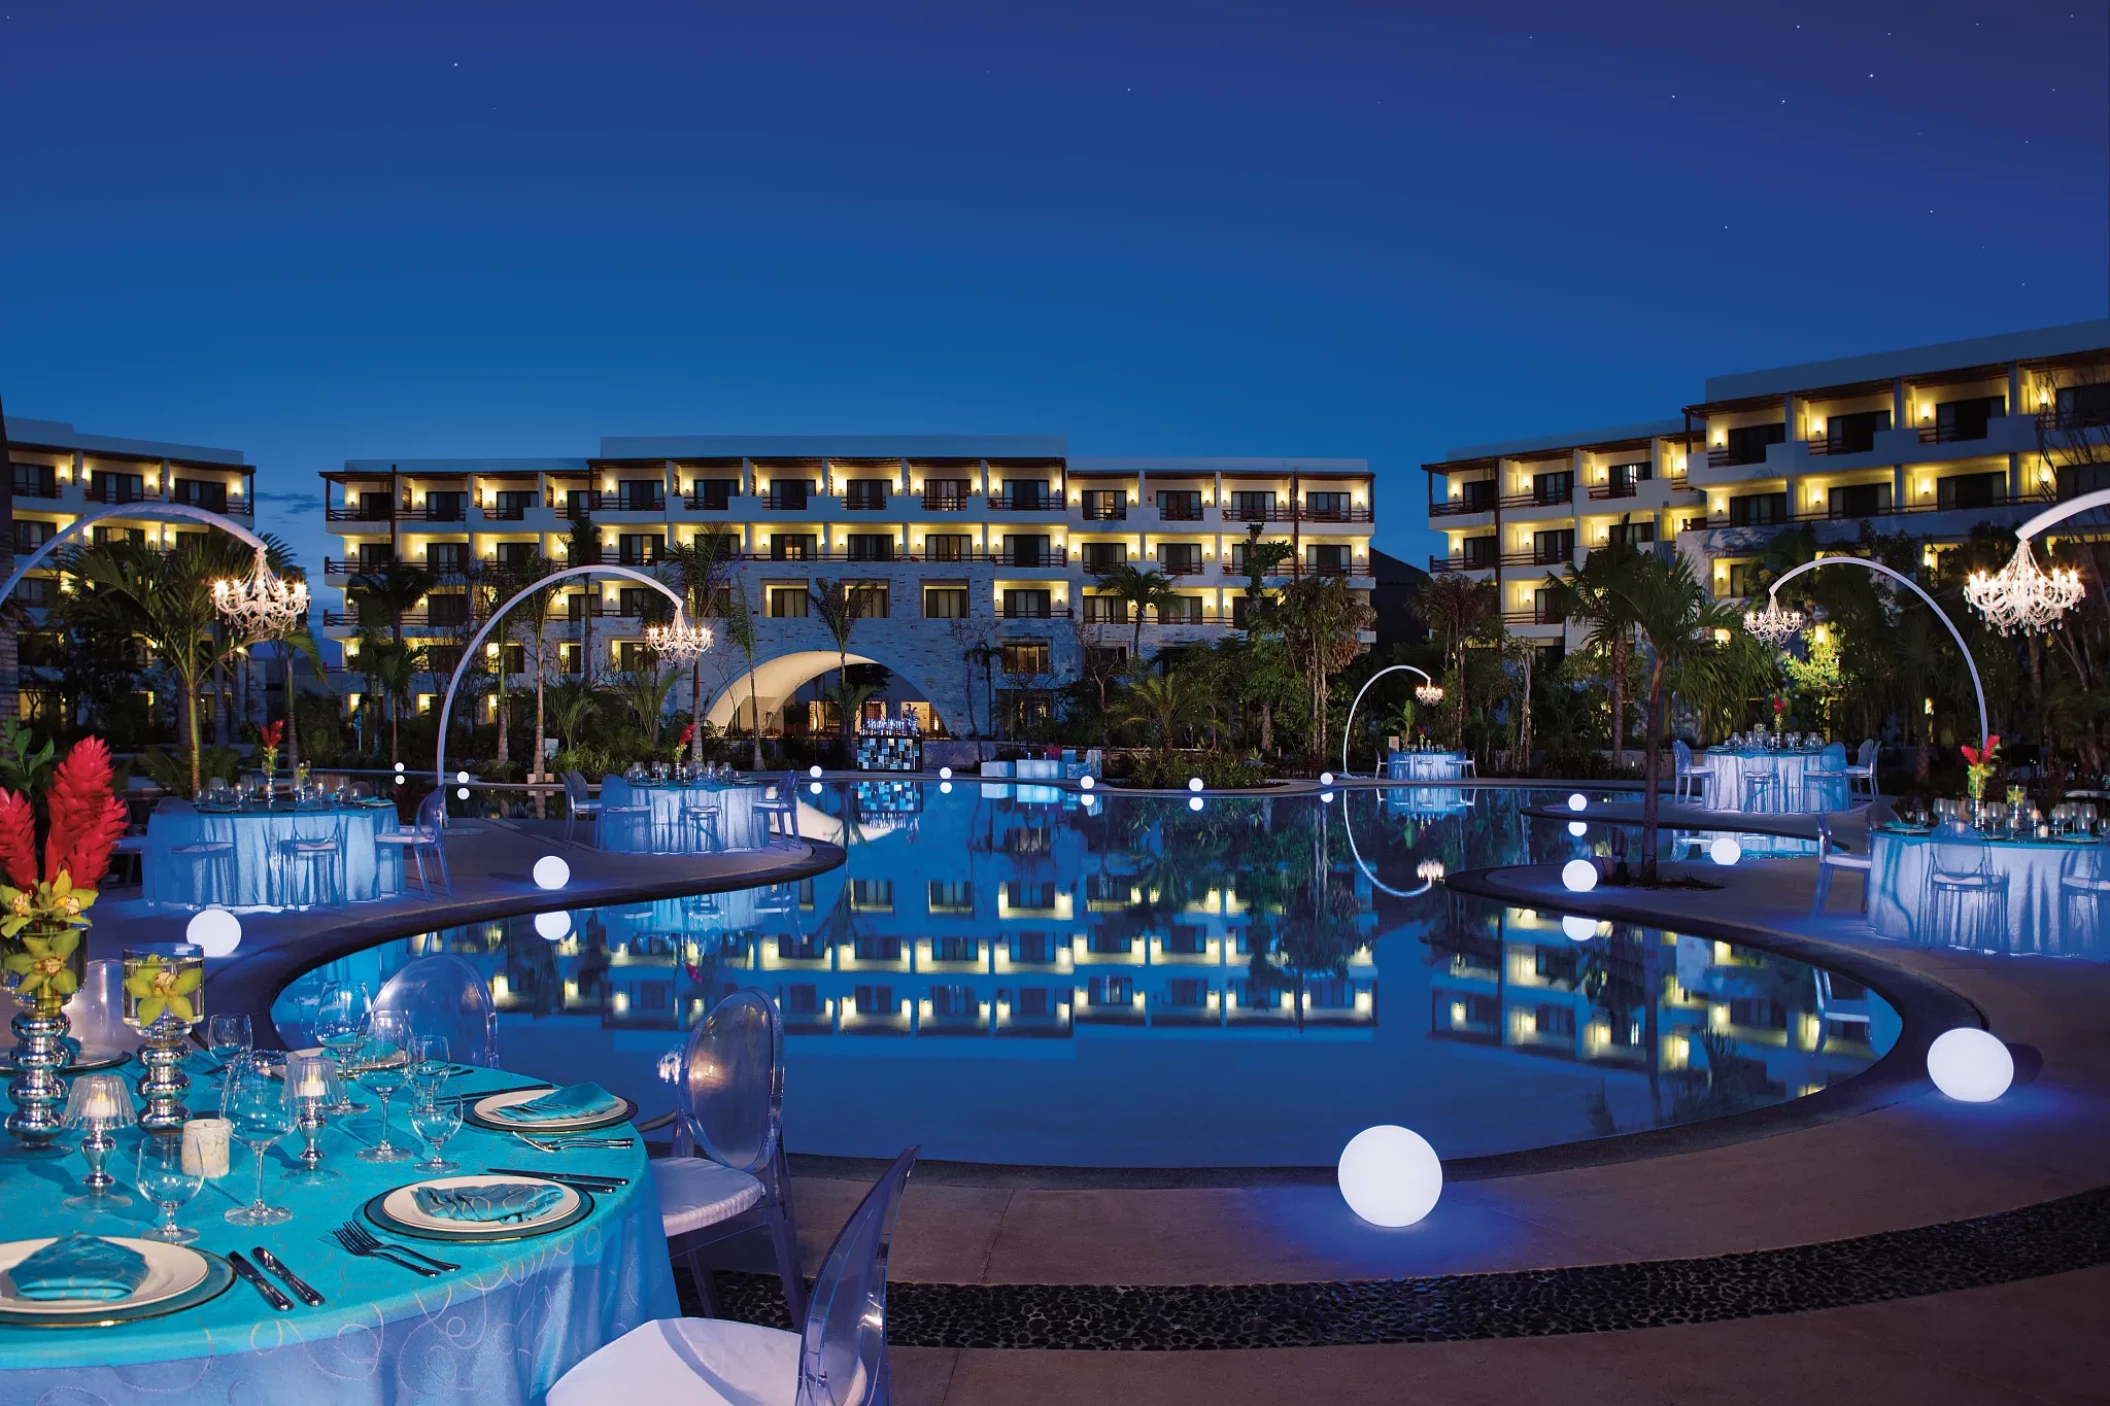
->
xmin=1869 ymin=824 xmax=2109 ymax=958
xmin=144 ymin=800 xmax=407 ymax=912
xmin=1699 ymin=747 xmax=1846 ymax=815
xmin=595 ymin=776 xmax=763 ymax=854
xmin=0 ymin=1056 xmax=676 ymax=1406
xmin=1385 ymin=750 xmax=1467 ymax=783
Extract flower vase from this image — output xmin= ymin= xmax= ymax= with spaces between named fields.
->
xmin=123 ymin=945 xmax=204 ymax=1134
xmin=2 ymin=920 xmax=86 ymax=1149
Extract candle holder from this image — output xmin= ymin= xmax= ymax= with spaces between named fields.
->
xmin=61 ymin=1072 xmax=137 ymax=1208
xmin=283 ymin=1052 xmax=342 ymax=1181
xmin=3 ymin=919 xmax=88 ymax=1149
xmin=122 ymin=944 xmax=204 ymax=1134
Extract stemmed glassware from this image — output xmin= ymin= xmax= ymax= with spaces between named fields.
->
xmin=409 ymin=1034 xmax=452 ymax=1100
xmin=283 ymin=1051 xmax=343 ymax=1182
xmin=408 ymin=1088 xmax=462 ymax=1172
xmin=135 ymin=1136 xmax=203 ymax=1243
xmin=354 ymin=1011 xmax=414 ymax=1163
xmin=206 ymin=1013 xmax=252 ymax=1100
xmin=313 ymin=983 xmax=373 ymax=1114
xmin=223 ymin=1057 xmax=297 ymax=1226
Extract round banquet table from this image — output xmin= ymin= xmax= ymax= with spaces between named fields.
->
xmin=1869 ymin=827 xmax=2109 ymax=958
xmin=1385 ymin=750 xmax=1466 ymax=783
xmin=144 ymin=803 xmax=407 ymax=912
xmin=0 ymin=1056 xmax=675 ymax=1406
xmin=595 ymin=777 xmax=762 ymax=854
xmin=1699 ymin=748 xmax=1846 ymax=815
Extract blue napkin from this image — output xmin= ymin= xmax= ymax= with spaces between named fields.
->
xmin=495 ymin=1082 xmax=621 ymax=1123
xmin=7 ymin=1233 xmax=150 ymax=1302
xmin=412 ymin=1182 xmax=567 ymax=1224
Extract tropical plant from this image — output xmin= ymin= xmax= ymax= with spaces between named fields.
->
xmin=1273 ymin=575 xmax=1375 ymax=758
xmin=718 ymin=586 xmax=766 ymax=769
xmin=808 ymin=578 xmax=860 ymax=749
xmin=1093 ymin=562 xmax=1180 ymax=658
xmin=347 ymin=558 xmax=438 ymax=645
xmin=1546 ymin=544 xmax=1643 ymax=768
xmin=1115 ymin=669 xmax=1202 ymax=754
xmin=664 ymin=530 xmax=737 ymax=763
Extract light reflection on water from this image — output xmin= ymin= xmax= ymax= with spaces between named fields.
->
xmin=273 ymin=784 xmax=1895 ymax=1167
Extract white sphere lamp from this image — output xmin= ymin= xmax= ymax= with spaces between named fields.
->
xmin=1079 ymin=775 xmax=1094 ymax=790
xmin=1319 ymin=772 xmax=1335 ymax=786
xmin=1568 ymin=820 xmax=1587 ymax=837
xmin=1320 ymin=791 xmax=1334 ymax=804
xmin=939 ymin=781 xmax=953 ymax=794
xmin=394 ymin=762 xmax=405 ymax=773
xmin=1337 ymin=1124 xmax=1443 ymax=1227
xmin=456 ymin=770 xmax=470 ymax=784
xmin=809 ymin=764 xmax=823 ymax=779
xmin=534 ymin=910 xmax=571 ymax=941
xmin=1567 ymin=793 xmax=1587 ymax=812
xmin=809 ymin=781 xmax=823 ymax=795
xmin=1561 ymin=859 xmax=1598 ymax=893
xmin=1926 ymin=1027 xmax=2013 ymax=1103
xmin=1188 ymin=796 xmax=1204 ymax=812
xmin=185 ymin=907 xmax=242 ymax=958
xmin=533 ymin=855 xmax=570 ymax=891
xmin=1709 ymin=837 xmax=1742 ymax=866
xmin=939 ymin=766 xmax=953 ymax=780
xmin=1561 ymin=914 xmax=1597 ymax=942
xmin=1188 ymin=777 xmax=1204 ymax=793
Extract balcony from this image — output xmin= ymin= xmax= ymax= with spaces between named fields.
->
xmin=484 ymin=502 xmax=532 ymax=521
xmin=1586 ymin=481 xmax=1640 ymax=501
xmin=1429 ymin=550 xmax=1546 ymax=574
xmin=990 ymin=491 xmax=1058 ymax=512
xmin=991 ymin=547 xmax=1068 ymax=567
xmin=553 ymin=489 xmax=605 ymax=517
xmin=1294 ymin=556 xmax=1371 ymax=578
xmin=327 ymin=503 xmax=396 ymax=523
xmin=1297 ymin=505 xmax=1375 ymax=523
xmin=1080 ymin=503 xmax=1129 ymax=521
xmin=842 ymin=489 xmax=893 ymax=512
xmin=1503 ymin=608 xmax=1569 ymax=627
xmin=996 ymin=604 xmax=1074 ymax=620
xmin=1430 ymin=490 xmax=1542 ymax=518
xmin=1156 ymin=559 xmax=1208 ymax=576
xmin=1155 ymin=503 xmax=1207 ymax=522
xmin=922 ymin=493 xmax=974 ymax=512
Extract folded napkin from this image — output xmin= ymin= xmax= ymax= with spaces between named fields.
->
xmin=7 ymin=1233 xmax=150 ymax=1302
xmin=495 ymin=1082 xmax=621 ymax=1123
xmin=412 ymin=1182 xmax=567 ymax=1224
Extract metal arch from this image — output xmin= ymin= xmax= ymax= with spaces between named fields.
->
xmin=1767 ymin=557 xmax=1989 ymax=749
xmin=1341 ymin=663 xmax=1438 ymax=778
xmin=1338 ymin=787 xmax=1438 ymax=899
xmin=2017 ymin=485 xmax=2110 ymax=540
xmin=432 ymin=564 xmax=688 ymax=789
xmin=0 ymin=502 xmax=276 ymax=604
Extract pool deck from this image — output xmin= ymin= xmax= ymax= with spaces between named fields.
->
xmin=755 ymin=819 xmax=2110 ymax=1404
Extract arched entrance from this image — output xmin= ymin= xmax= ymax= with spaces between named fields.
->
xmin=704 ymin=649 xmax=968 ymax=737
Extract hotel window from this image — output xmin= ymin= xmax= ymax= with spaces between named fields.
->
xmin=1531 ymin=471 xmax=1572 ymax=505
xmin=500 ymin=642 xmax=526 ymax=673
xmin=782 ymin=985 xmax=821 ymax=1016
xmin=1532 ymin=529 xmax=1574 ymax=565
xmin=1002 ymin=640 xmax=1051 ymax=676
xmin=777 ymin=931 xmax=826 ymax=961
xmin=1726 ymin=492 xmax=1787 ymax=527
xmin=617 ymin=587 xmax=653 ymax=618
xmin=849 ymin=585 xmax=890 ymax=619
xmin=564 ymin=488 xmax=599 ymax=519
xmin=850 ymin=879 xmax=895 ymax=912
xmin=561 ymin=643 xmax=582 ymax=675
xmin=1081 ymin=489 xmax=1127 ymax=520
xmin=846 ymin=534 xmax=895 ymax=562
xmin=93 ymin=471 xmax=145 ymax=505
xmin=929 ymin=986 xmax=980 ymax=1018
xmin=845 ymin=480 xmax=889 ymax=510
xmin=923 ymin=477 xmax=971 ymax=509
xmin=922 ymin=586 xmax=969 ymax=619
xmin=1164 ymin=979 xmax=1209 ymax=1009
xmin=1937 ymin=472 xmax=2006 ymax=512
xmin=2054 ymin=383 xmax=2110 ymax=430
xmin=1080 ymin=542 xmax=1126 ymax=574
xmin=354 ymin=489 xmax=392 ymax=520
xmin=1306 ymin=544 xmax=1351 ymax=574
xmin=428 ymin=542 xmax=469 ymax=575
xmin=12 ymin=520 xmax=55 ymax=554
xmin=1157 ymin=542 xmax=1202 ymax=574
xmin=493 ymin=540 xmax=536 ymax=570
xmin=1305 ymin=490 xmax=1350 ymax=520
xmin=1001 ymin=479 xmax=1050 ymax=510
xmin=357 ymin=542 xmax=395 ymax=570
xmin=1607 ymin=460 xmax=1650 ymax=495
xmin=1827 ymin=483 xmax=1889 ymax=519
xmin=929 ymin=880 xmax=974 ymax=914
xmin=1461 ymin=479 xmax=1496 ymax=511
xmin=425 ymin=490 xmax=467 ymax=521
xmin=925 ymin=533 xmax=971 ymax=562
xmin=10 ymin=463 xmax=55 ymax=499
xmin=851 ymin=986 xmax=895 ymax=1016
xmin=615 ymin=479 xmax=664 ymax=511
xmin=690 ymin=477 xmax=735 ymax=509
xmin=1723 ymin=562 xmax=1759 ymax=599
xmin=768 ymin=479 xmax=813 ymax=510
xmin=768 ymin=587 xmax=810 ymax=618
xmin=1605 ymin=521 xmax=1655 ymax=547
xmin=853 ymin=936 xmax=902 ymax=962
xmin=1006 ymin=880 xmax=1057 ymax=911
xmin=1934 ymin=396 xmax=2003 ymax=443
xmin=1156 ymin=489 xmax=1203 ymax=520
xmin=1532 ymin=587 xmax=1566 ymax=626
xmin=567 ymin=592 xmax=600 ymax=620
xmin=492 ymin=489 xmax=534 ymax=520
xmin=1088 ymin=977 xmax=1133 ymax=1006
xmin=12 ymin=578 xmax=53 ymax=608
xmin=1083 ymin=596 xmax=1127 ymax=624
xmin=770 ymin=533 xmax=816 ymax=561
xmin=617 ymin=642 xmax=653 ymax=672
xmin=1723 ymin=423 xmax=1786 ymax=466
xmin=1460 ymin=535 xmax=1496 ymax=567
xmin=1230 ymin=594 xmax=1254 ymax=628
xmin=1012 ymin=931 xmax=1055 ymax=963
xmin=933 ymin=936 xmax=979 ymax=962
xmin=427 ymin=645 xmax=465 ymax=675
xmin=1003 ymin=534 xmax=1053 ymax=567
xmin=1230 ymin=490 xmax=1277 ymax=521
xmin=1824 ymin=409 xmax=1889 ymax=455
xmin=1001 ymin=589 xmax=1052 ymax=619
xmin=1155 ymin=595 xmax=1202 ymax=624
xmin=1012 ymin=987 xmax=1054 ymax=1017
xmin=617 ymin=533 xmax=664 ymax=565
xmin=427 ymin=594 xmax=469 ymax=626
xmin=1165 ymin=924 xmax=1208 ymax=955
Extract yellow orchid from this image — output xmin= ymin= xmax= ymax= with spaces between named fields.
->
xmin=2 ymin=925 xmax=82 ymax=1001
xmin=122 ymin=954 xmax=204 ymax=1027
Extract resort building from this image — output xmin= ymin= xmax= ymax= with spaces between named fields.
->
xmin=319 ymin=436 xmax=1378 ymax=736
xmin=1424 ymin=318 xmax=2110 ymax=651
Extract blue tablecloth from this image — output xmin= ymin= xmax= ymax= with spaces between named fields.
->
xmin=595 ymin=778 xmax=762 ymax=854
xmin=144 ymin=805 xmax=407 ymax=911
xmin=0 ymin=1058 xmax=676 ymax=1405
xmin=1385 ymin=751 xmax=1465 ymax=783
xmin=1870 ymin=828 xmax=2108 ymax=957
xmin=1700 ymin=749 xmax=1846 ymax=814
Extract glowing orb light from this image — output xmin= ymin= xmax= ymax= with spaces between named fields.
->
xmin=1568 ymin=820 xmax=1587 ymax=837
xmin=809 ymin=765 xmax=823 ymax=779
xmin=1709 ymin=837 xmax=1742 ymax=866
xmin=1188 ymin=777 xmax=1204 ymax=793
xmin=533 ymin=856 xmax=570 ymax=890
xmin=394 ymin=763 xmax=405 ymax=773
xmin=1188 ymin=796 xmax=1204 ymax=812
xmin=1337 ymin=1125 xmax=1443 ymax=1228
xmin=940 ymin=781 xmax=953 ymax=794
xmin=1567 ymin=793 xmax=1587 ymax=812
xmin=534 ymin=910 xmax=571 ymax=940
xmin=1561 ymin=914 xmax=1597 ymax=942
xmin=1321 ymin=792 xmax=1335 ymax=804
xmin=1079 ymin=775 xmax=1094 ymax=790
xmin=809 ymin=782 xmax=823 ymax=795
xmin=456 ymin=771 xmax=470 ymax=784
xmin=185 ymin=907 xmax=242 ymax=957
xmin=939 ymin=766 xmax=953 ymax=780
xmin=393 ymin=775 xmax=404 ymax=787
xmin=1926 ymin=1027 xmax=2014 ymax=1102
xmin=1561 ymin=859 xmax=1598 ymax=892
xmin=1319 ymin=772 xmax=1335 ymax=786
xmin=457 ymin=787 xmax=470 ymax=800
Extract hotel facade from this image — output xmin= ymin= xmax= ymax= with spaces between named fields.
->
xmin=319 ymin=436 xmax=1376 ymax=736
xmin=1423 ymin=319 xmax=2110 ymax=650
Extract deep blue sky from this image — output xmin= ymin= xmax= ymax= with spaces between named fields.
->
xmin=4 ymin=0 xmax=2105 ymax=577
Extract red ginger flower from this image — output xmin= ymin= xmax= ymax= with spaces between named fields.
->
xmin=0 ymin=791 xmax=36 ymax=890
xmin=44 ymin=737 xmax=127 ymax=891
xmin=260 ymin=721 xmax=284 ymax=750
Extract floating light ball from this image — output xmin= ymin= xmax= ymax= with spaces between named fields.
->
xmin=809 ymin=782 xmax=823 ymax=795
xmin=809 ymin=765 xmax=823 ymax=779
xmin=533 ymin=856 xmax=570 ymax=890
xmin=1561 ymin=914 xmax=1597 ymax=942
xmin=394 ymin=762 xmax=405 ymax=773
xmin=1926 ymin=1027 xmax=2013 ymax=1102
xmin=534 ymin=910 xmax=571 ymax=941
xmin=1188 ymin=777 xmax=1204 ymax=793
xmin=1567 ymin=793 xmax=1587 ymax=812
xmin=1079 ymin=775 xmax=1094 ymax=790
xmin=1188 ymin=796 xmax=1204 ymax=812
xmin=186 ymin=907 xmax=242 ymax=957
xmin=939 ymin=766 xmax=953 ymax=780
xmin=1319 ymin=772 xmax=1335 ymax=786
xmin=457 ymin=787 xmax=470 ymax=800
xmin=1320 ymin=792 xmax=1335 ymax=804
xmin=939 ymin=781 xmax=953 ymax=794
xmin=1561 ymin=859 xmax=1599 ymax=893
xmin=1337 ymin=1125 xmax=1443 ymax=1227
xmin=1709 ymin=837 xmax=1742 ymax=866
xmin=1568 ymin=821 xmax=1587 ymax=837
xmin=393 ymin=775 xmax=405 ymax=787
xmin=456 ymin=771 xmax=470 ymax=784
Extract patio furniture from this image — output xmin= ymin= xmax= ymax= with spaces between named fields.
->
xmin=684 ymin=800 xmax=722 ymax=851
xmin=1740 ymin=758 xmax=1779 ymax=814
xmin=272 ymin=811 xmax=347 ymax=911
xmin=2060 ymin=835 xmax=2110 ymax=944
xmin=374 ymin=790 xmax=453 ymax=896
xmin=1672 ymin=739 xmax=1707 ymax=803
xmin=1801 ymin=742 xmax=1851 ymax=812
xmin=548 ymin=1146 xmax=918 ymax=1406
xmin=1811 ymin=813 xmax=1872 ymax=916
xmin=563 ymin=770 xmax=606 ymax=844
xmin=373 ymin=952 xmax=499 ymax=1067
xmin=753 ymin=776 xmax=800 ymax=846
xmin=1927 ymin=823 xmax=2011 ymax=951
xmin=1844 ymin=738 xmax=1879 ymax=799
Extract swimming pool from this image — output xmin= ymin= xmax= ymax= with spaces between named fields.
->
xmin=271 ymin=784 xmax=1898 ymax=1168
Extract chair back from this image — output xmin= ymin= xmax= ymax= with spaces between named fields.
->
xmin=373 ymin=955 xmax=499 ymax=1067
xmin=563 ymin=771 xmax=587 ymax=804
xmin=797 ymin=1147 xmax=918 ymax=1406
xmin=1819 ymin=741 xmax=1847 ymax=769
xmin=1858 ymin=739 xmax=1878 ymax=768
xmin=1930 ymin=822 xmax=1988 ymax=880
xmin=414 ymin=789 xmax=447 ymax=837
xmin=347 ymin=779 xmax=375 ymax=801
xmin=678 ymin=988 xmax=782 ymax=1176
xmin=156 ymin=797 xmax=197 ymax=816
xmin=1673 ymin=738 xmax=1691 ymax=769
xmin=1814 ymin=813 xmax=1836 ymax=860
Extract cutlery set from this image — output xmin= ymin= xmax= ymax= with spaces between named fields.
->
xmin=228 ymin=1245 xmax=327 ymax=1310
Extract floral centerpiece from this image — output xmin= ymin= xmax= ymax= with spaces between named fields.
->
xmin=0 ymin=738 xmax=128 ymax=1016
xmin=258 ymin=720 xmax=284 ymax=797
xmin=1961 ymin=734 xmax=2002 ymax=804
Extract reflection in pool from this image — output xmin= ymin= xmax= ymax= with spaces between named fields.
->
xmin=273 ymin=785 xmax=1898 ymax=1167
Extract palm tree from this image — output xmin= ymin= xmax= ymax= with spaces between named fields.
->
xmin=719 ymin=586 xmax=766 ymax=769
xmin=664 ymin=530 xmax=736 ymax=764
xmin=1547 ymin=544 xmax=1642 ymax=769
xmin=348 ymin=558 xmax=437 ymax=645
xmin=1094 ymin=562 xmax=1177 ymax=658
xmin=567 ymin=515 xmax=600 ymax=684
xmin=615 ymin=667 xmax=681 ymax=749
xmin=547 ymin=678 xmax=601 ymax=756
xmin=1273 ymin=575 xmax=1375 ymax=758
xmin=1608 ymin=551 xmax=1736 ymax=881
xmin=1413 ymin=573 xmax=1497 ymax=748
xmin=1115 ymin=668 xmax=1201 ymax=755
xmin=808 ymin=579 xmax=860 ymax=749
xmin=369 ymin=638 xmax=425 ymax=768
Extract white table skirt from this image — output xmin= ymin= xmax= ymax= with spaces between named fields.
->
xmin=1869 ymin=830 xmax=2108 ymax=956
xmin=597 ymin=777 xmax=763 ymax=853
xmin=1386 ymin=751 xmax=1466 ymax=782
xmin=144 ymin=804 xmax=404 ymax=911
xmin=1701 ymin=750 xmax=1846 ymax=814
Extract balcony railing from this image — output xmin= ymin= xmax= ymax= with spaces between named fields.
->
xmin=1080 ymin=503 xmax=1128 ymax=521
xmin=1503 ymin=609 xmax=1568 ymax=626
xmin=843 ymin=491 xmax=893 ymax=511
xmin=325 ymin=505 xmax=393 ymax=524
xmin=991 ymin=548 xmax=1068 ymax=567
xmin=1155 ymin=503 xmax=1207 ymax=522
xmin=1429 ymin=550 xmax=1549 ymax=574
xmin=991 ymin=492 xmax=1057 ymax=511
xmin=995 ymin=605 xmax=1073 ymax=619
xmin=485 ymin=503 xmax=532 ymax=520
xmin=1297 ymin=505 xmax=1375 ymax=523
xmin=1430 ymin=490 xmax=1541 ymax=517
xmin=1156 ymin=560 xmax=1208 ymax=576
xmin=1294 ymin=558 xmax=1370 ymax=577
xmin=1919 ymin=422 xmax=1994 ymax=445
xmin=684 ymin=490 xmax=736 ymax=510
xmin=1586 ymin=482 xmax=1640 ymax=500
xmin=922 ymin=493 xmax=973 ymax=512
xmin=2036 ymin=409 xmax=2110 ymax=434
xmin=1703 ymin=489 xmax=2042 ymax=530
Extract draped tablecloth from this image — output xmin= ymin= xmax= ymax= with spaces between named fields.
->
xmin=596 ymin=778 xmax=762 ymax=854
xmin=145 ymin=804 xmax=405 ymax=912
xmin=0 ymin=1060 xmax=677 ymax=1406
xmin=1385 ymin=751 xmax=1466 ymax=783
xmin=1869 ymin=829 xmax=2107 ymax=957
xmin=1699 ymin=749 xmax=1845 ymax=814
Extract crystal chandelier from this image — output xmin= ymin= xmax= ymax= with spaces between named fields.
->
xmin=1414 ymin=683 xmax=1444 ymax=706
xmin=212 ymin=549 xmax=309 ymax=636
xmin=1964 ymin=540 xmax=2084 ymax=636
xmin=645 ymin=613 xmax=715 ymax=663
xmin=1742 ymin=597 xmax=1806 ymax=647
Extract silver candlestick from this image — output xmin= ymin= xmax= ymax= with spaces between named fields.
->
xmin=136 ymin=1014 xmax=193 ymax=1135
xmin=5 ymin=1005 xmax=70 ymax=1150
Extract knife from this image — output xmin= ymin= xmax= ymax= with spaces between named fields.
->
xmin=441 ymin=1084 xmax=553 ymax=1105
xmin=488 ymin=1166 xmax=627 ymax=1188
xmin=228 ymin=1251 xmax=294 ymax=1311
xmin=254 ymin=1247 xmax=325 ymax=1306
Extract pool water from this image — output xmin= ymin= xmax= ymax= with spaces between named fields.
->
xmin=272 ymin=784 xmax=1898 ymax=1168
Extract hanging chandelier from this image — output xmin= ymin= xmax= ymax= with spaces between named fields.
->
xmin=1964 ymin=540 xmax=2084 ymax=636
xmin=1414 ymin=682 xmax=1444 ymax=706
xmin=212 ymin=548 xmax=309 ymax=636
xmin=1741 ymin=597 xmax=1807 ymax=647
xmin=645 ymin=613 xmax=715 ymax=663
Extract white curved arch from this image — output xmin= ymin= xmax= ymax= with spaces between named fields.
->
xmin=702 ymin=649 xmax=953 ymax=732
xmin=0 ymin=502 xmax=276 ymax=604
xmin=1768 ymin=557 xmax=1989 ymax=749
xmin=1342 ymin=664 xmax=1438 ymax=778
xmin=1339 ymin=789 xmax=1439 ymax=899
xmin=2018 ymin=485 xmax=2110 ymax=539
xmin=432 ymin=565 xmax=687 ymax=788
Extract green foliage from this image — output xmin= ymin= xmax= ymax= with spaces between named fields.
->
xmin=1127 ymin=750 xmax=1269 ymax=790
xmin=0 ymin=721 xmax=57 ymax=801
xmin=137 ymin=745 xmax=241 ymax=798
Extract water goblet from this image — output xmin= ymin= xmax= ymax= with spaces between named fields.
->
xmin=313 ymin=982 xmax=372 ymax=1113
xmin=206 ymin=1012 xmax=252 ymax=1098
xmin=135 ymin=1135 xmax=203 ymax=1243
xmin=409 ymin=1034 xmax=452 ymax=1098
xmin=408 ymin=1089 xmax=462 ymax=1173
xmin=223 ymin=1059 xmax=297 ymax=1225
xmin=354 ymin=1011 xmax=414 ymax=1163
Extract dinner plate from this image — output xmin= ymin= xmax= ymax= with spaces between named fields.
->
xmin=465 ymin=1087 xmax=637 ymax=1134
xmin=0 ymin=1238 xmax=210 ymax=1318
xmin=366 ymin=1175 xmax=592 ymax=1242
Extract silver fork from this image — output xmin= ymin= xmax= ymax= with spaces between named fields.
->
xmin=515 ymin=1133 xmax=635 ymax=1152
xmin=332 ymin=1222 xmax=457 ymax=1275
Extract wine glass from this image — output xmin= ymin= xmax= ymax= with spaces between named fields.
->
xmin=223 ymin=1059 xmax=297 ymax=1226
xmin=206 ymin=1013 xmax=252 ymax=1102
xmin=135 ymin=1135 xmax=203 ymax=1243
xmin=313 ymin=983 xmax=372 ymax=1114
xmin=408 ymin=1088 xmax=462 ymax=1172
xmin=409 ymin=1034 xmax=452 ymax=1099
xmin=354 ymin=1011 xmax=414 ymax=1163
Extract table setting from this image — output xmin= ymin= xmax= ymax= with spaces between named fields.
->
xmin=1700 ymin=731 xmax=1847 ymax=814
xmin=598 ymin=765 xmax=763 ymax=855
xmin=1869 ymin=795 xmax=2110 ymax=956
xmin=143 ymin=776 xmax=406 ymax=911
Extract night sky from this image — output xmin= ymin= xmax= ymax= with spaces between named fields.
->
xmin=3 ymin=0 xmax=2104 ymax=578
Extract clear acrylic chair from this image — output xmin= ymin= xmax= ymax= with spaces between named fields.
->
xmin=548 ymin=1146 xmax=918 ymax=1406
xmin=636 ymin=989 xmax=806 ymax=1324
xmin=1927 ymin=823 xmax=2009 ymax=950
xmin=157 ymin=799 xmax=236 ymax=909
xmin=750 ymin=776 xmax=800 ymax=848
xmin=374 ymin=790 xmax=453 ymax=896
xmin=1810 ymin=813 xmax=1872 ymax=916
xmin=1844 ymin=738 xmax=1879 ymax=799
xmin=273 ymin=810 xmax=346 ymax=910
xmin=586 ymin=773 xmax=654 ymax=851
xmin=562 ymin=771 xmax=605 ymax=844
xmin=2059 ymin=834 xmax=2110 ymax=948
xmin=1740 ymin=758 xmax=1779 ymax=814
xmin=1801 ymin=743 xmax=1850 ymax=813
xmin=372 ymin=953 xmax=499 ymax=1067
xmin=684 ymin=799 xmax=723 ymax=852
xmin=1672 ymin=739 xmax=1705 ymax=804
